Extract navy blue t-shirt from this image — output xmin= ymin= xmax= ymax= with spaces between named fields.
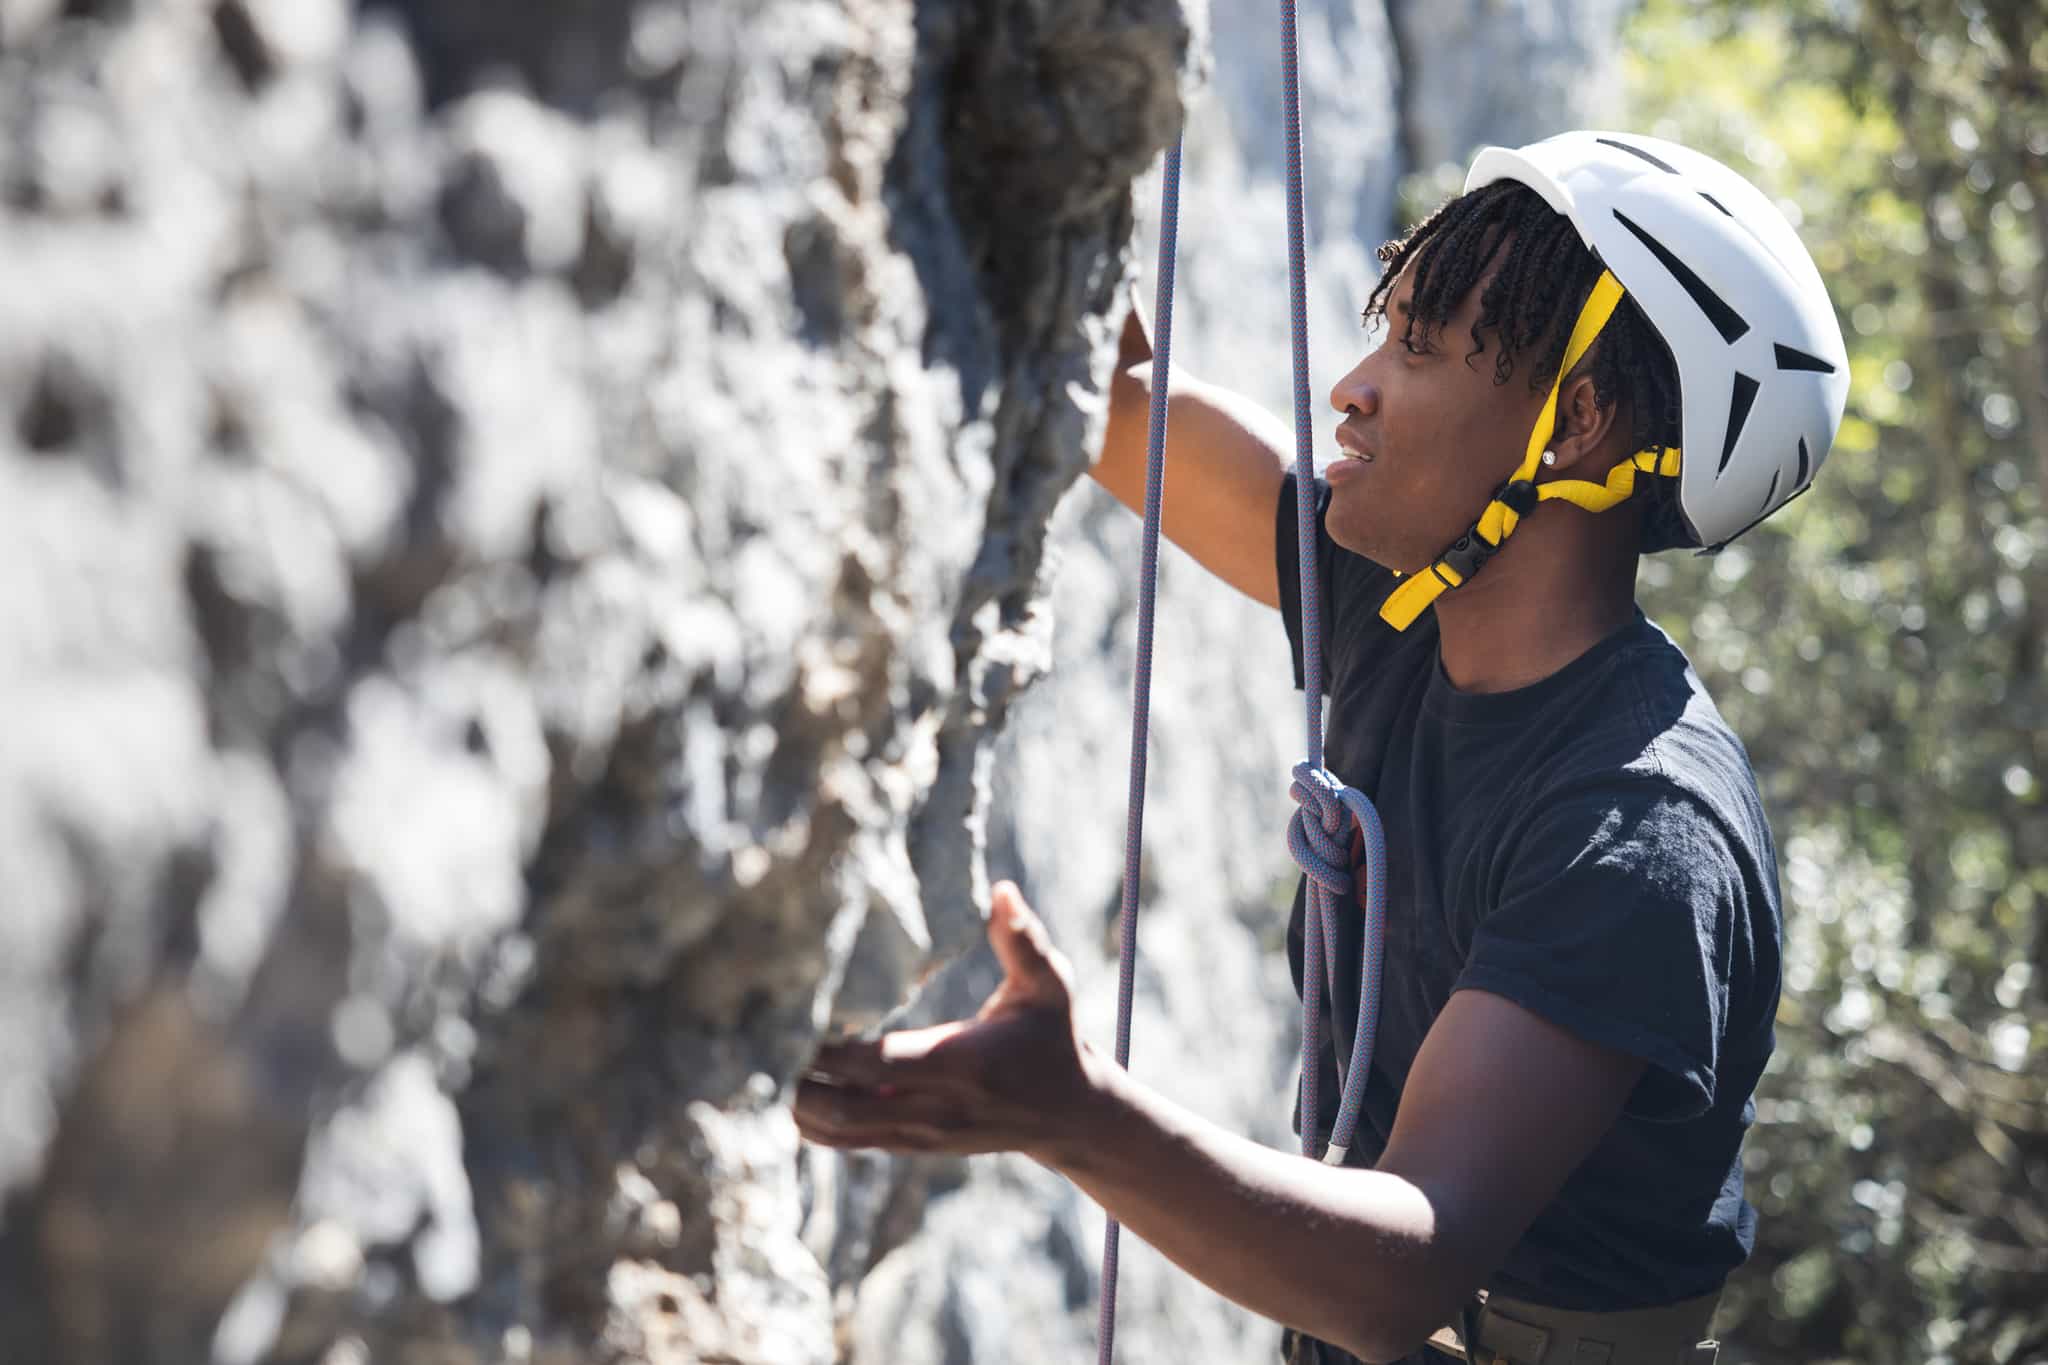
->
xmin=1275 ymin=474 xmax=1783 ymax=1328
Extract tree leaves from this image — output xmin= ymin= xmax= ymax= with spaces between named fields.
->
xmin=1623 ymin=3 xmax=2048 ymax=1359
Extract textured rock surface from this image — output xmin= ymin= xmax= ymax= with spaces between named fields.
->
xmin=0 ymin=0 xmax=1187 ymax=1359
xmin=0 ymin=1 xmax=1622 ymax=1363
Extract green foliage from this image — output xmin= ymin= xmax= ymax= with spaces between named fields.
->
xmin=1619 ymin=2 xmax=2048 ymax=1360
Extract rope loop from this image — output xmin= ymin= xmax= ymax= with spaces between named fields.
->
xmin=1287 ymin=762 xmax=1374 ymax=899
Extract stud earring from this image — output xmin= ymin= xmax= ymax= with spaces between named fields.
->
xmin=1540 ymin=450 xmax=1557 ymax=467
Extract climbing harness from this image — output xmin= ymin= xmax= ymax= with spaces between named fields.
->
xmin=1095 ymin=4 xmax=1387 ymax=1361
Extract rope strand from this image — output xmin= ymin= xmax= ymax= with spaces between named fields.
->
xmin=1098 ymin=9 xmax=1388 ymax=1356
xmin=1278 ymin=0 xmax=1386 ymax=1168
xmin=1096 ymin=132 xmax=1182 ymax=1365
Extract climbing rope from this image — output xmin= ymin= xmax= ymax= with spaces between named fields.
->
xmin=1097 ymin=131 xmax=1181 ymax=1365
xmin=1274 ymin=0 xmax=1388 ymax=1169
xmin=1096 ymin=5 xmax=1388 ymax=1358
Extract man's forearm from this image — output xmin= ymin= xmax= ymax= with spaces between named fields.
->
xmin=1043 ymin=1053 xmax=1458 ymax=1363
xmin=795 ymin=895 xmax=1632 ymax=1363
xmin=1093 ymin=359 xmax=1288 ymax=608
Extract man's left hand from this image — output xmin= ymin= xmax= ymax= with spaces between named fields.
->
xmin=794 ymin=881 xmax=1099 ymax=1161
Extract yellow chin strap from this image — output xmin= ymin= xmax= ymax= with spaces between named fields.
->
xmin=1377 ymin=270 xmax=1684 ymax=631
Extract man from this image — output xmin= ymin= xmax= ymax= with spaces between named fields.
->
xmin=796 ymin=133 xmax=1848 ymax=1364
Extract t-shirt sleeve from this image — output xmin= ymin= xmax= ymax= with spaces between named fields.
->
xmin=1454 ymin=783 xmax=1760 ymax=1123
xmin=1274 ymin=472 xmax=1399 ymax=694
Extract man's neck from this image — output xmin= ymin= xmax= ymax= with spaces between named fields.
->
xmin=1425 ymin=510 xmax=1641 ymax=694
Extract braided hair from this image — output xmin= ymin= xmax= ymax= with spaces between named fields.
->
xmin=1363 ymin=180 xmax=1692 ymax=552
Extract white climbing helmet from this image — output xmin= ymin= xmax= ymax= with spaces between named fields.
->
xmin=1464 ymin=131 xmax=1850 ymax=549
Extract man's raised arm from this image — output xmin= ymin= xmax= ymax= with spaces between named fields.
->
xmin=1092 ymin=293 xmax=1292 ymax=610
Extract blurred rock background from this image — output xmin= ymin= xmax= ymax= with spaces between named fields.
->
xmin=8 ymin=1 xmax=2038 ymax=1364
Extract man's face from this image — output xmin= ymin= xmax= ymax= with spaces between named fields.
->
xmin=1324 ymin=259 xmax=1546 ymax=573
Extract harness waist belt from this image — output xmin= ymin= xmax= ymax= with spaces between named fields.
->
xmin=1426 ymin=1287 xmax=1722 ymax=1365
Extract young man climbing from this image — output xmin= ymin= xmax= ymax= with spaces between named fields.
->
xmin=796 ymin=132 xmax=1848 ymax=1364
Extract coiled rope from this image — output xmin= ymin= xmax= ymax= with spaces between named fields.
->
xmin=1096 ymin=3 xmax=1386 ymax=1358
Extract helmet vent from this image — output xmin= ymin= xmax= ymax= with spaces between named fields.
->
xmin=1719 ymin=372 xmax=1760 ymax=475
xmin=1795 ymin=435 xmax=1811 ymax=488
xmin=1597 ymin=137 xmax=1679 ymax=175
xmin=1613 ymin=209 xmax=1750 ymax=344
xmin=1774 ymin=342 xmax=1837 ymax=373
xmin=1760 ymin=467 xmax=1780 ymax=513
xmin=1699 ymin=192 xmax=1733 ymax=218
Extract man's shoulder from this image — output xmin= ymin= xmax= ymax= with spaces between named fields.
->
xmin=1521 ymin=617 xmax=1774 ymax=866
xmin=1554 ymin=615 xmax=1742 ymax=760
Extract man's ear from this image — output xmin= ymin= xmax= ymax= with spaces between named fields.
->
xmin=1545 ymin=370 xmax=1623 ymax=476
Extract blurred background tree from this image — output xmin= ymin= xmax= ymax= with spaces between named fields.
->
xmin=1609 ymin=1 xmax=2047 ymax=1360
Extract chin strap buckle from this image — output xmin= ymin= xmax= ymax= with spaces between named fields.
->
xmin=1434 ymin=530 xmax=1497 ymax=586
xmin=1429 ymin=477 xmax=1536 ymax=586
xmin=1384 ymin=475 xmax=1541 ymax=628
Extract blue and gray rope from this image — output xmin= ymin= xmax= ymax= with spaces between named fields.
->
xmin=1097 ymin=132 xmax=1181 ymax=1365
xmin=1276 ymin=0 xmax=1386 ymax=1168
xmin=1097 ymin=6 xmax=1388 ymax=1356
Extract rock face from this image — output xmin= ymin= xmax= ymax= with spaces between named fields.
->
xmin=0 ymin=2 xmax=1621 ymax=1363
